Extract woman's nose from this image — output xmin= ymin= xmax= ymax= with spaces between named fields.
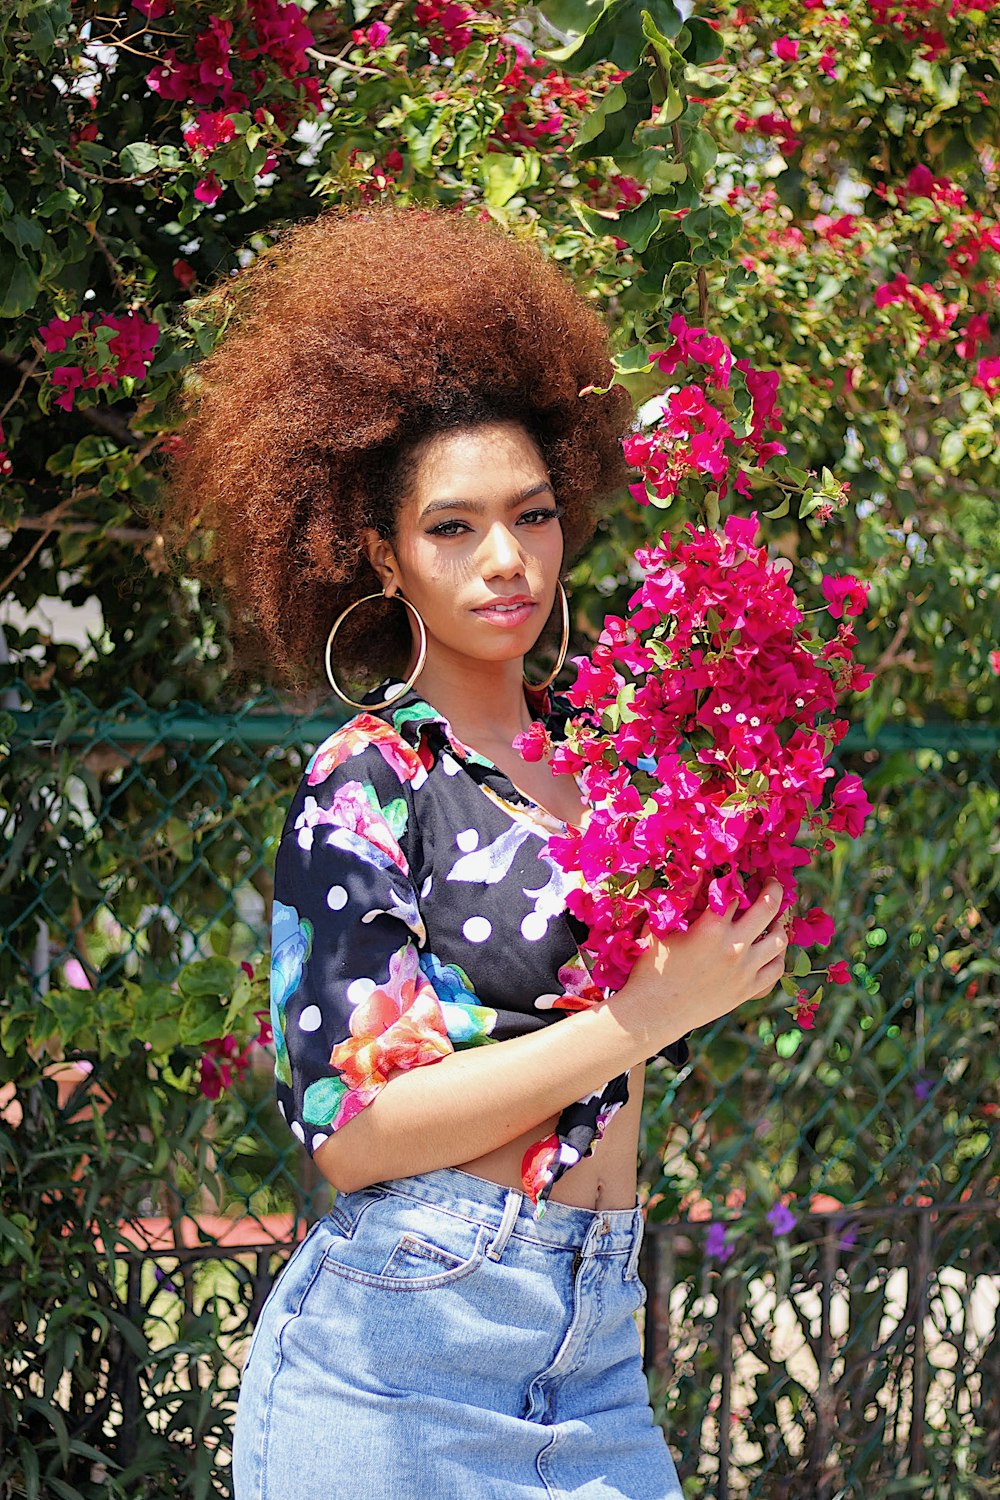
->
xmin=480 ymin=523 xmax=522 ymax=574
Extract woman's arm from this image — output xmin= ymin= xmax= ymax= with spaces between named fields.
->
xmin=316 ymin=878 xmax=789 ymax=1194
xmin=314 ymin=990 xmax=651 ymax=1194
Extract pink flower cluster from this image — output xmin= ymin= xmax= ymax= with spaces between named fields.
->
xmin=145 ymin=0 xmax=316 ymax=113
xmin=733 ymin=110 xmax=801 ymax=157
xmin=412 ymin=0 xmax=477 ymax=57
xmin=495 ymin=38 xmax=590 ymax=151
xmin=518 ymin=512 xmax=874 ymax=1030
xmin=622 ymin=313 xmax=838 ymax=515
xmin=200 ymin=999 xmax=272 ymax=1100
xmin=868 ymin=0 xmax=997 ymax=60
xmin=141 ymin=0 xmax=317 ymax=202
xmin=39 ymin=310 xmax=160 ymax=411
xmin=874 ymin=274 xmax=960 ymax=348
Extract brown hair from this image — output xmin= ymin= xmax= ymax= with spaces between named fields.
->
xmin=154 ymin=201 xmax=636 ymax=694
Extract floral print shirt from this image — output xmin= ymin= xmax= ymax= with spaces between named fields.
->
xmin=269 ymin=675 xmax=689 ymax=1218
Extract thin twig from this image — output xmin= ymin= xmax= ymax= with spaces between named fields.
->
xmin=0 ymin=492 xmax=93 ymax=595
xmin=10 ymin=516 xmax=156 ymax=543
xmin=50 ymin=143 xmax=152 ymax=188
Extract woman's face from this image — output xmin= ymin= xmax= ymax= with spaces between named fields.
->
xmin=364 ymin=420 xmax=565 ymax=674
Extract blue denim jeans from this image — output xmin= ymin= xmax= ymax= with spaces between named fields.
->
xmin=231 ymin=1164 xmax=683 ymax=1499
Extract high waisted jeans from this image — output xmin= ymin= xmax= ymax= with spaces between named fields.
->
xmin=231 ymin=1163 xmax=684 ymax=1499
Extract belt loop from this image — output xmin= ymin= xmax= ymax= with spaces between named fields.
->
xmin=485 ymin=1188 xmax=523 ymax=1262
xmin=625 ymin=1207 xmax=645 ymax=1280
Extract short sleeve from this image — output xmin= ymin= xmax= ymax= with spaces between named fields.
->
xmin=268 ymin=726 xmax=453 ymax=1158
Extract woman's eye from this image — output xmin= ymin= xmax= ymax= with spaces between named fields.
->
xmin=428 ymin=506 xmax=560 ymax=538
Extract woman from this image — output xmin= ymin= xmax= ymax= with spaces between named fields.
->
xmin=161 ymin=203 xmax=788 ymax=1499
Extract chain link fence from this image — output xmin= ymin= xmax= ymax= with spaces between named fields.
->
xmin=2 ymin=681 xmax=997 ymax=1497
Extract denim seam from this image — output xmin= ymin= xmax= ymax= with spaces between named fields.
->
xmin=255 ymin=1244 xmax=328 ymax=1499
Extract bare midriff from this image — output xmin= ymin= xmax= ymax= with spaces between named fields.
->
xmin=444 ymin=757 xmax=643 ymax=1212
xmin=451 ymin=1060 xmax=645 ymax=1212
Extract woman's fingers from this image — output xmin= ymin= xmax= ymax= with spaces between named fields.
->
xmin=732 ymin=877 xmax=784 ymax=944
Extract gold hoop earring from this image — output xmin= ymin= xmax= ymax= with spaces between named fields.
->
xmin=523 ymin=579 xmax=570 ymax=692
xmin=325 ymin=588 xmax=428 ymax=710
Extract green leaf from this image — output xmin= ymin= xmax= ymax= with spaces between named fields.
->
xmin=939 ymin=429 xmax=965 ymax=469
xmin=0 ymin=254 xmax=40 ymax=317
xmin=177 ymin=956 xmax=238 ymax=1001
xmin=120 ymin=141 xmax=160 ymax=175
xmin=0 ymin=1212 xmax=34 ymax=1260
xmin=538 ymin=0 xmax=684 ymax=76
xmin=482 ymin=151 xmax=540 ymax=207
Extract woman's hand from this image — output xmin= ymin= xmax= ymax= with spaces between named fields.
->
xmin=613 ymin=877 xmax=790 ymax=1054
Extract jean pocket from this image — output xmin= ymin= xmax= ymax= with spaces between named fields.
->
xmin=321 ymin=1194 xmax=490 ymax=1292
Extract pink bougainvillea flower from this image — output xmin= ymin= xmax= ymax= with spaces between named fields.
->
xmin=39 ymin=313 xmax=88 ymax=353
xmin=973 ymin=357 xmax=1000 ymax=400
xmin=512 ymin=720 xmax=552 ymax=763
xmin=827 ymin=772 xmax=872 ymax=837
xmin=790 ymin=906 xmax=835 ymax=947
xmin=771 ymin=35 xmax=800 ymax=61
xmin=821 ymin=572 xmax=870 ymax=619
xmin=102 ymin=311 xmax=160 ymax=378
xmin=351 ymin=19 xmax=390 ymax=47
xmin=525 ymin=509 xmax=873 ymax=996
xmin=795 ymin=997 xmax=820 ymax=1029
xmin=989 ymin=649 xmax=1000 ymax=676
xmin=956 ymin=312 xmax=990 ymax=360
xmin=194 ymin=171 xmax=224 ymax=205
xmin=50 ymin=364 xmax=87 ymax=412
xmin=182 ymin=108 xmax=237 ymax=154
xmin=827 ymin=959 xmax=851 ymax=984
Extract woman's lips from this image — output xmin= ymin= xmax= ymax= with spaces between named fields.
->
xmin=472 ymin=601 xmax=537 ymax=628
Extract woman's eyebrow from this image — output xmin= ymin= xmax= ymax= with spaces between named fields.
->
xmin=420 ymin=481 xmax=555 ymax=518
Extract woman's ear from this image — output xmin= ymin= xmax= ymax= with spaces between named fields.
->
xmin=360 ymin=526 xmax=400 ymax=594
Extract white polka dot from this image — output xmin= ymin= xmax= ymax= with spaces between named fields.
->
xmin=277 ymin=1099 xmax=286 ymax=1119
xmin=312 ymin=1132 xmax=329 ymax=1153
xmin=298 ymin=1005 xmax=322 ymax=1032
xmin=420 ymin=875 xmax=433 ymax=898
xmin=456 ymin=828 xmax=479 ymax=852
xmin=521 ymin=911 xmax=549 ymax=941
xmin=346 ymin=976 xmax=376 ymax=1004
xmin=441 ymin=754 xmax=461 ymax=776
xmin=327 ymin=884 xmax=348 ymax=910
xmin=291 ymin=1120 xmax=305 ymax=1143
xmin=463 ymin=916 xmax=492 ymax=943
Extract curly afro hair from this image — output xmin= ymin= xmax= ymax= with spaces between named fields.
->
xmin=155 ymin=201 xmax=637 ymax=696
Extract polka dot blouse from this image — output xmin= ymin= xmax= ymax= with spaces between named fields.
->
xmin=269 ymin=675 xmax=689 ymax=1218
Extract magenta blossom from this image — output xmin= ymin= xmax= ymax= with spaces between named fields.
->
xmin=529 ymin=510 xmax=872 ymax=994
xmin=821 ymin=573 xmax=870 ymax=620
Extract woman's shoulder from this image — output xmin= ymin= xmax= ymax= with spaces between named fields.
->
xmin=281 ymin=710 xmax=429 ymax=840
